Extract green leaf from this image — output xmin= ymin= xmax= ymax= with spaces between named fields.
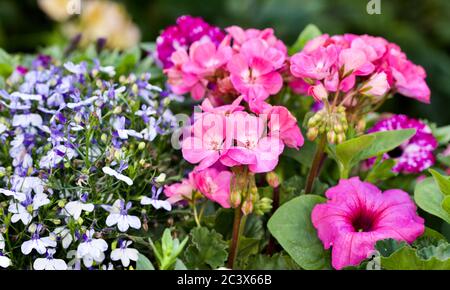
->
xmin=358 ymin=129 xmax=416 ymax=160
xmin=0 ymin=48 xmax=14 ymax=77
xmin=375 ymin=239 xmax=407 ymax=257
xmin=184 ymin=227 xmax=228 ymax=269
xmin=267 ymin=195 xmax=331 ymax=269
xmin=414 ymin=178 xmax=450 ymax=224
xmin=283 ymin=139 xmax=316 ymax=167
xmin=365 ymin=159 xmax=397 ymax=183
xmin=136 ymin=253 xmax=155 ymax=270
xmin=442 ymin=196 xmax=450 ymax=214
xmin=335 ymin=134 xmax=376 ymax=178
xmin=289 ymin=24 xmax=322 ymax=55
xmin=429 ymin=169 xmax=450 ymax=196
xmin=174 ymin=259 xmax=187 ymax=270
xmin=246 ymin=254 xmax=300 ymax=270
xmin=333 ymin=129 xmax=415 ymax=178
xmin=433 ymin=125 xmax=450 ymax=145
xmin=378 ymin=240 xmax=450 ymax=270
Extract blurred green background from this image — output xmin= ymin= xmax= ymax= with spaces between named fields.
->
xmin=0 ymin=0 xmax=449 ymax=125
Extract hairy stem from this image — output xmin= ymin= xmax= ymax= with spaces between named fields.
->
xmin=305 ymin=134 xmax=327 ymax=194
xmin=227 ymin=206 xmax=243 ymax=269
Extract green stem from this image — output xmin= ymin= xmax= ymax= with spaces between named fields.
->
xmin=227 ymin=206 xmax=243 ymax=269
xmin=305 ymin=134 xmax=327 ymax=194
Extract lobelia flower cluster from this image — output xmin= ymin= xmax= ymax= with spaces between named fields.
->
xmin=0 ymin=54 xmax=180 ymax=269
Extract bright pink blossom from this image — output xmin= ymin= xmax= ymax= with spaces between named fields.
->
xmin=228 ymin=39 xmax=284 ymax=112
xmin=164 ymin=173 xmax=195 ymax=204
xmin=226 ymin=112 xmax=284 ymax=173
xmin=192 ymin=166 xmax=232 ymax=208
xmin=290 ymin=45 xmax=337 ymax=80
xmin=312 ymin=177 xmax=424 ymax=270
xmin=225 ymin=26 xmax=287 ymax=55
xmin=182 ymin=113 xmax=228 ymax=170
xmin=265 ymin=106 xmax=304 ymax=149
xmin=308 ymin=83 xmax=328 ymax=102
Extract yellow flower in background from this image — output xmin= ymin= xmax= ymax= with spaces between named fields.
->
xmin=39 ymin=0 xmax=141 ymax=50
xmin=38 ymin=0 xmax=73 ymax=22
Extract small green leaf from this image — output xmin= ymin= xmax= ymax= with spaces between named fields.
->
xmin=289 ymin=24 xmax=322 ymax=55
xmin=184 ymin=227 xmax=228 ymax=269
xmin=335 ymin=134 xmax=376 ymax=178
xmin=358 ymin=129 xmax=416 ymax=160
xmin=429 ymin=169 xmax=450 ymax=196
xmin=414 ymin=178 xmax=450 ymax=224
xmin=268 ymin=195 xmax=331 ymax=269
xmin=136 ymin=253 xmax=155 ymax=270
xmin=365 ymin=159 xmax=397 ymax=183
xmin=442 ymin=196 xmax=450 ymax=214
xmin=174 ymin=259 xmax=187 ymax=270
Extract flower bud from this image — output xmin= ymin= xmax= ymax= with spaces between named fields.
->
xmin=357 ymin=119 xmax=366 ymax=133
xmin=101 ymin=133 xmax=108 ymax=143
xmin=308 ymin=83 xmax=328 ymax=102
xmin=307 ymin=127 xmax=319 ymax=141
xmin=113 ymin=106 xmax=122 ymax=114
xmin=155 ymin=173 xmax=166 ymax=183
xmin=266 ymin=172 xmax=280 ymax=188
xmin=241 ymin=199 xmax=254 ymax=216
xmin=327 ymin=131 xmax=337 ymax=144
xmin=230 ymin=189 xmax=241 ymax=208
xmin=138 ymin=142 xmax=146 ymax=151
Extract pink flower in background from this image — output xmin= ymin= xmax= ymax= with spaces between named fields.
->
xmin=308 ymin=83 xmax=328 ymax=102
xmin=164 ymin=173 xmax=196 ymax=204
xmin=225 ymin=26 xmax=287 ymax=55
xmin=192 ymin=165 xmax=232 ymax=208
xmin=360 ymin=72 xmax=390 ymax=97
xmin=266 ymin=105 xmax=304 ymax=149
xmin=156 ymin=15 xmax=225 ymax=68
xmin=367 ymin=114 xmax=438 ymax=174
xmin=288 ymin=77 xmax=311 ymax=95
xmin=312 ymin=177 xmax=424 ymax=270
xmin=290 ymin=33 xmax=430 ymax=103
xmin=290 ymin=45 xmax=337 ymax=80
xmin=228 ymin=39 xmax=284 ymax=112
xmin=183 ymin=40 xmax=233 ymax=77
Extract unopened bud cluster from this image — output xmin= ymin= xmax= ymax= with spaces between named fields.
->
xmin=230 ymin=167 xmax=271 ymax=216
xmin=306 ymin=106 xmax=348 ymax=144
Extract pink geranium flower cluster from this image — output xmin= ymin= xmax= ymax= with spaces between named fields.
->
xmin=162 ymin=22 xmax=288 ymax=112
xmin=181 ymin=97 xmax=303 ymax=173
xmin=290 ymin=34 xmax=430 ymax=103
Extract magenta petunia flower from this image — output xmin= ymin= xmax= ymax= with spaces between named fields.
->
xmin=156 ymin=15 xmax=225 ymax=68
xmin=367 ymin=114 xmax=438 ymax=174
xmin=311 ymin=177 xmax=424 ymax=270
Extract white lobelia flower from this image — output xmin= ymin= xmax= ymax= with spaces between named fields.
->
xmin=113 ymin=116 xmax=143 ymax=140
xmin=0 ymin=188 xmax=27 ymax=202
xmin=53 ymin=227 xmax=73 ymax=249
xmin=102 ymin=199 xmax=141 ymax=232
xmin=12 ymin=114 xmax=43 ymax=128
xmin=77 ymin=229 xmax=108 ymax=267
xmin=8 ymin=192 xmax=50 ymax=224
xmin=110 ymin=240 xmax=139 ymax=267
xmin=141 ymin=186 xmax=171 ymax=211
xmin=8 ymin=193 xmax=50 ymax=225
xmin=10 ymin=175 xmax=45 ymax=195
xmin=21 ymin=224 xmax=57 ymax=255
xmin=64 ymin=193 xmax=94 ymax=220
xmin=33 ymin=249 xmax=68 ymax=270
xmin=39 ymin=144 xmax=77 ymax=169
xmin=0 ymin=252 xmax=11 ymax=268
xmin=102 ymin=166 xmax=133 ymax=186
